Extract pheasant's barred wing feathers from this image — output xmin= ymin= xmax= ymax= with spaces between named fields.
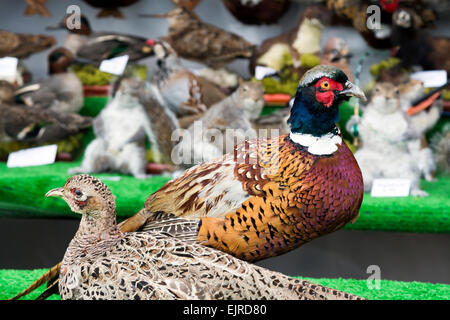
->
xmin=138 ymin=211 xmax=200 ymax=242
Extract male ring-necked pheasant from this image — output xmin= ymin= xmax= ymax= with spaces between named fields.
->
xmin=50 ymin=174 xmax=363 ymax=300
xmin=13 ymin=65 xmax=366 ymax=299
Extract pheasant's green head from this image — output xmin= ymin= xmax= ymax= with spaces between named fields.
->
xmin=289 ymin=65 xmax=366 ymax=136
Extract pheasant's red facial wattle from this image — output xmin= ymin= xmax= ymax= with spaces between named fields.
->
xmin=71 ymin=188 xmax=88 ymax=208
xmin=314 ymin=77 xmax=343 ymax=107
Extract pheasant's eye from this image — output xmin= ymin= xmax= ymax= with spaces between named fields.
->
xmin=74 ymin=189 xmax=82 ymax=197
xmin=320 ymin=81 xmax=330 ymax=90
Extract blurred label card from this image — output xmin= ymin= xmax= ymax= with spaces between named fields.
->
xmin=410 ymin=70 xmax=447 ymax=88
xmin=371 ymin=179 xmax=411 ymax=197
xmin=255 ymin=66 xmax=278 ymax=80
xmin=7 ymin=145 xmax=57 ymax=168
xmin=99 ymin=55 xmax=129 ymax=75
xmin=0 ymin=57 xmax=18 ymax=79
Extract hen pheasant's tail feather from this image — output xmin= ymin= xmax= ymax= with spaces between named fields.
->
xmin=290 ymin=279 xmax=364 ymax=300
xmin=36 ymin=279 xmax=59 ymax=300
xmin=9 ymin=262 xmax=61 ymax=300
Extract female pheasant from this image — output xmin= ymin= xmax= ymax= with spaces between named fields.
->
xmin=47 ymin=174 xmax=362 ymax=300
xmin=13 ymin=65 xmax=366 ymax=299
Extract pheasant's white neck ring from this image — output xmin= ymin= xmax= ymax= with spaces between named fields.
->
xmin=289 ymin=130 xmax=342 ymax=156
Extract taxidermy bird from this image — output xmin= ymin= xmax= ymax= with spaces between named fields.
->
xmin=119 ymin=65 xmax=367 ymax=262
xmin=13 ymin=65 xmax=367 ymax=300
xmin=82 ymin=0 xmax=139 ymax=19
xmin=346 ymin=82 xmax=428 ymax=196
xmin=172 ymin=80 xmax=264 ymax=168
xmin=320 ymin=37 xmax=354 ymax=82
xmin=138 ymin=77 xmax=180 ymax=165
xmin=391 ymin=7 xmax=450 ymax=73
xmin=398 ymin=79 xmax=441 ymax=181
xmin=45 ymin=174 xmax=362 ymax=300
xmin=0 ymin=30 xmax=55 ymax=85
xmin=140 ymin=6 xmax=256 ymax=68
xmin=15 ymin=48 xmax=84 ymax=114
xmin=326 ymin=0 xmax=436 ymax=50
xmin=430 ymin=123 xmax=450 ymax=175
xmin=151 ymin=41 xmax=207 ymax=117
xmin=222 ymin=0 xmax=290 ymax=25
xmin=0 ymin=81 xmax=91 ymax=145
xmin=150 ymin=41 xmax=227 ymax=130
xmin=250 ymin=5 xmax=331 ymax=74
xmin=68 ymin=78 xmax=155 ymax=179
xmin=24 ymin=0 xmax=51 ymax=16
xmin=0 ymin=30 xmax=55 ymax=59
xmin=47 ymin=15 xmax=154 ymax=64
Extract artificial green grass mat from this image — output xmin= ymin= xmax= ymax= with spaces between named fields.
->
xmin=1 ymin=269 xmax=448 ymax=300
xmin=348 ymin=176 xmax=450 ymax=233
xmin=0 ymin=159 xmax=449 ymax=233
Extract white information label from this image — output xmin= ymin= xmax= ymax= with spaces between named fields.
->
xmin=254 ymin=66 xmax=278 ymax=80
xmin=0 ymin=57 xmax=18 ymax=80
xmin=99 ymin=55 xmax=129 ymax=76
xmin=410 ymin=70 xmax=448 ymax=88
xmin=97 ymin=176 xmax=121 ymax=182
xmin=370 ymin=179 xmax=411 ymax=197
xmin=7 ymin=145 xmax=57 ymax=168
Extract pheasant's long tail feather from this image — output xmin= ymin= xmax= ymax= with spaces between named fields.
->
xmin=9 ymin=262 xmax=61 ymax=300
xmin=36 ymin=279 xmax=59 ymax=300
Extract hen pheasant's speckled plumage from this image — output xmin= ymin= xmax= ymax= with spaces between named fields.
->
xmin=54 ymin=174 xmax=362 ymax=300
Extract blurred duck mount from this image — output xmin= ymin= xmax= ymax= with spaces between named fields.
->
xmin=0 ymin=0 xmax=449 ymax=301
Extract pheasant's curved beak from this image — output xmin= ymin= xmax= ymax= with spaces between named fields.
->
xmin=340 ymin=81 xmax=367 ymax=101
xmin=45 ymin=187 xmax=64 ymax=198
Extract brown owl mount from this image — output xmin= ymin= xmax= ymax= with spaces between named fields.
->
xmin=83 ymin=0 xmax=140 ymax=19
xmin=140 ymin=3 xmax=255 ymax=68
xmin=222 ymin=0 xmax=290 ymax=25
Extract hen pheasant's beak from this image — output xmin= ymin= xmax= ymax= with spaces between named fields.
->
xmin=340 ymin=81 xmax=367 ymax=101
xmin=45 ymin=187 xmax=64 ymax=198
